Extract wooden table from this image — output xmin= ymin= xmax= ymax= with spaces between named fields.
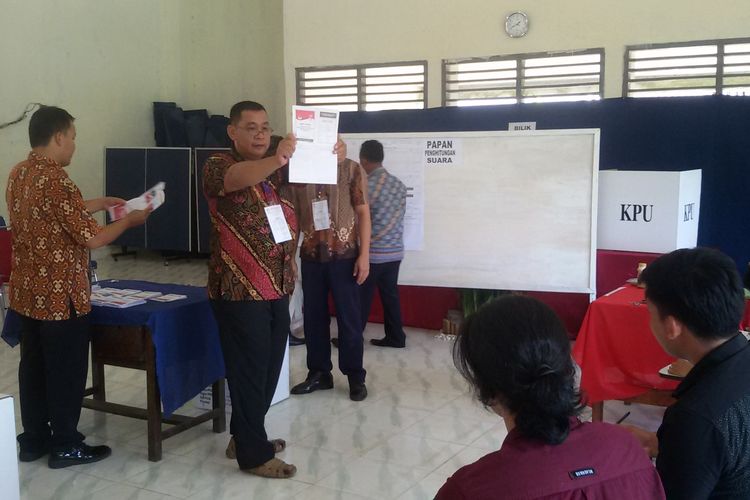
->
xmin=83 ymin=324 xmax=225 ymax=461
xmin=81 ymin=280 xmax=226 ymax=461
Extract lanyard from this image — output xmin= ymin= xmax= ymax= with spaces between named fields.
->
xmin=257 ymin=181 xmax=278 ymax=207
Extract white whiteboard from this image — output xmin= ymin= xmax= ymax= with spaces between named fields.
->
xmin=344 ymin=130 xmax=599 ymax=294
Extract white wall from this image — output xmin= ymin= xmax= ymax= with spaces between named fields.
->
xmin=282 ymin=0 xmax=750 ymax=108
xmin=0 ymin=0 xmax=283 ymax=221
xmin=177 ymin=0 xmax=285 ymax=129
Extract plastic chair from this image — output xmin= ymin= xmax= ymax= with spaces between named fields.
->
xmin=0 ymin=226 xmax=12 ymax=319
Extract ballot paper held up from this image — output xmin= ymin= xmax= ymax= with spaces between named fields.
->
xmin=289 ymin=106 xmax=339 ymax=185
xmin=108 ymin=182 xmax=166 ymax=221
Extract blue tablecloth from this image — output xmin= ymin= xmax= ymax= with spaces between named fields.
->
xmin=2 ymin=280 xmax=225 ymax=416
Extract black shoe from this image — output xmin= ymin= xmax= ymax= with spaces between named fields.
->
xmin=48 ymin=443 xmax=112 ymax=469
xmin=331 ymin=337 xmax=339 ymax=348
xmin=289 ymin=334 xmax=306 ymax=346
xmin=349 ymin=382 xmax=368 ymax=402
xmin=370 ymin=337 xmax=405 ymax=348
xmin=19 ymin=447 xmax=49 ymax=462
xmin=290 ymin=372 xmax=334 ymax=395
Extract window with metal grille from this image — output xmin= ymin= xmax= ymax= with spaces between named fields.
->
xmin=296 ymin=61 xmax=427 ymax=112
xmin=624 ymin=38 xmax=750 ymax=98
xmin=443 ymin=49 xmax=603 ymax=107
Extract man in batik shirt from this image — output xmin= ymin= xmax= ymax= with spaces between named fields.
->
xmin=7 ymin=105 xmax=148 ymax=469
xmin=290 ymin=142 xmax=372 ymax=402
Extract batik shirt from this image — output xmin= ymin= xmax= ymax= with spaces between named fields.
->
xmin=292 ymin=159 xmax=368 ymax=262
xmin=203 ymin=150 xmax=298 ymax=300
xmin=6 ymin=152 xmax=101 ymax=320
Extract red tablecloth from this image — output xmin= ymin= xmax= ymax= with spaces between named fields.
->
xmin=572 ymin=284 xmax=679 ymax=404
xmin=595 ymin=249 xmax=662 ymax=297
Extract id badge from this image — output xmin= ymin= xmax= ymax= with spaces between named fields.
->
xmin=264 ymin=205 xmax=292 ymax=243
xmin=312 ymin=199 xmax=330 ymax=231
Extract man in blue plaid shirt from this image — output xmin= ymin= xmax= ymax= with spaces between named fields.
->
xmin=358 ymin=140 xmax=408 ymax=348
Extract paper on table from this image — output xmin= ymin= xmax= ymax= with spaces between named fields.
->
xmin=91 ymin=295 xmax=146 ymax=308
xmin=289 ymin=106 xmax=338 ymax=185
xmin=92 ymin=288 xmax=141 ymax=298
xmin=108 ymin=182 xmax=166 ymax=221
xmin=130 ymin=291 xmax=163 ymax=299
xmin=150 ymin=294 xmax=187 ymax=302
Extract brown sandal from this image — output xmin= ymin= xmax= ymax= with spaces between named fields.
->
xmin=226 ymin=437 xmax=286 ymax=459
xmin=244 ymin=457 xmax=297 ymax=479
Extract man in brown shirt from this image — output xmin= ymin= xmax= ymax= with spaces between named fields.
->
xmin=290 ymin=150 xmax=372 ymax=401
xmin=6 ymin=106 xmax=148 ymax=469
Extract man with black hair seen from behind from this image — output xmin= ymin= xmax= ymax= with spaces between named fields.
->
xmin=436 ymin=295 xmax=664 ymax=499
xmin=356 ymin=140 xmax=407 ymax=348
xmin=7 ymin=106 xmax=149 ymax=469
xmin=625 ymin=247 xmax=750 ymax=499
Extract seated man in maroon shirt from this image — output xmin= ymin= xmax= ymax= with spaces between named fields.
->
xmin=436 ymin=295 xmax=664 ymax=500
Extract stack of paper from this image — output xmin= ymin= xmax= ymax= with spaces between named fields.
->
xmin=91 ymin=289 xmax=146 ymax=309
xmin=131 ymin=291 xmax=163 ymax=300
xmin=91 ymin=286 xmax=187 ymax=307
xmin=150 ymin=294 xmax=188 ymax=303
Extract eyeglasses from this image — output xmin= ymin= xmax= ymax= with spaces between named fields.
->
xmin=238 ymin=125 xmax=273 ymax=137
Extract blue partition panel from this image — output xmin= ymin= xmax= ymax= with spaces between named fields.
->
xmin=145 ymin=148 xmax=191 ymax=251
xmin=105 ymin=148 xmax=146 ymax=248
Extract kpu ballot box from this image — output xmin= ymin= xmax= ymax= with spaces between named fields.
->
xmin=597 ymin=169 xmax=701 ymax=253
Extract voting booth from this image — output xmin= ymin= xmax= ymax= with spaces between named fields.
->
xmin=597 ymin=169 xmax=702 ymax=253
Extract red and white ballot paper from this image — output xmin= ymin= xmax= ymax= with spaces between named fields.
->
xmin=107 ymin=182 xmax=165 ymax=221
xmin=289 ymin=106 xmax=339 ymax=185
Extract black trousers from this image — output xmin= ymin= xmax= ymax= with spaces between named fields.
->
xmin=210 ymin=297 xmax=289 ymax=469
xmin=301 ymin=258 xmax=366 ymax=384
xmin=17 ymin=310 xmax=90 ymax=453
xmin=360 ymin=260 xmax=406 ymax=345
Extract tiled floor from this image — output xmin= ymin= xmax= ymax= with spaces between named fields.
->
xmin=0 ymin=249 xmax=664 ymax=500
